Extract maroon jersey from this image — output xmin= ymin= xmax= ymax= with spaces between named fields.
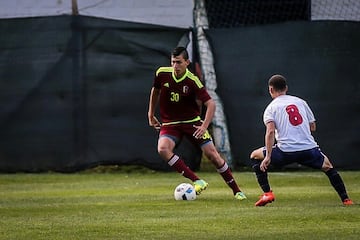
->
xmin=153 ymin=67 xmax=211 ymax=124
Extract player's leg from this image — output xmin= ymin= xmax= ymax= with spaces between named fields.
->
xmin=164 ymin=123 xmax=209 ymax=195
xmin=158 ymin=129 xmax=200 ymax=182
xmin=320 ymin=153 xmax=353 ymax=205
xmin=201 ymin=142 xmax=246 ymax=200
xmin=299 ymin=148 xmax=353 ymax=205
xmin=250 ymin=147 xmax=271 ymax=193
xmin=250 ymin=147 xmax=276 ymax=206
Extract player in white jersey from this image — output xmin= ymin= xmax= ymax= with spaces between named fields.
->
xmin=250 ymin=74 xmax=353 ymax=206
xmin=263 ymin=94 xmax=318 ymax=152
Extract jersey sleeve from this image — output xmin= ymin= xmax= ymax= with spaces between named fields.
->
xmin=303 ymin=100 xmax=316 ymax=123
xmin=153 ymin=68 xmax=162 ymax=89
xmin=154 ymin=67 xmax=173 ymax=89
xmin=263 ymin=104 xmax=274 ymax=125
xmin=197 ymin=87 xmax=211 ymax=103
xmin=187 ymin=70 xmax=211 ymax=103
xmin=153 ymin=67 xmax=164 ymax=89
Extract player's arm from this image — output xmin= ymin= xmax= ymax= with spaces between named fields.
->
xmin=309 ymin=121 xmax=316 ymax=132
xmin=202 ymin=98 xmax=215 ymax=129
xmin=148 ymin=87 xmax=161 ymax=130
xmin=304 ymin=100 xmax=316 ymax=132
xmin=260 ymin=121 xmax=276 ymax=172
xmin=193 ymin=98 xmax=215 ymax=139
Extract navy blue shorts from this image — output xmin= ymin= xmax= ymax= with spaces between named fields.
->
xmin=262 ymin=146 xmax=324 ymax=169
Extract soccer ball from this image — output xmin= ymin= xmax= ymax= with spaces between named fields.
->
xmin=174 ymin=183 xmax=196 ymax=201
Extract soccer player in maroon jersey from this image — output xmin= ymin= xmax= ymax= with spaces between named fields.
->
xmin=147 ymin=46 xmax=246 ymax=200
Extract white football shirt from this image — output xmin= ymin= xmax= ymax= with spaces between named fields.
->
xmin=263 ymin=95 xmax=318 ymax=152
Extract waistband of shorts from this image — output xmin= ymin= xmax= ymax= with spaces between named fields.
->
xmin=162 ymin=116 xmax=201 ymax=126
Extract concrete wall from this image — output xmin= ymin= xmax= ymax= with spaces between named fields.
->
xmin=0 ymin=0 xmax=194 ymax=27
xmin=312 ymin=0 xmax=360 ymax=21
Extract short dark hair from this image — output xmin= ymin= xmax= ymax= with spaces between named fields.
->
xmin=172 ymin=46 xmax=189 ymax=60
xmin=268 ymin=74 xmax=287 ymax=91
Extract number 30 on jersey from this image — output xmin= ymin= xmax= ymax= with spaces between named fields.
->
xmin=170 ymin=92 xmax=180 ymax=102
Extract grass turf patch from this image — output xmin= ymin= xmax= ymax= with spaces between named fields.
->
xmin=0 ymin=171 xmax=359 ymax=239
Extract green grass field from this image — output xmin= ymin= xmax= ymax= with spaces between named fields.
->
xmin=0 ymin=169 xmax=359 ymax=240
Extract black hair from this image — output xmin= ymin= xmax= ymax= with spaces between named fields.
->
xmin=172 ymin=46 xmax=189 ymax=60
xmin=268 ymin=74 xmax=287 ymax=91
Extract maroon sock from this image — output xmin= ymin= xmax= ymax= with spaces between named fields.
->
xmin=217 ymin=163 xmax=241 ymax=195
xmin=168 ymin=154 xmax=199 ymax=182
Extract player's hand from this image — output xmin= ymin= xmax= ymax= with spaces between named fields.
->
xmin=260 ymin=156 xmax=271 ymax=172
xmin=192 ymin=125 xmax=206 ymax=139
xmin=149 ymin=116 xmax=161 ymax=131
